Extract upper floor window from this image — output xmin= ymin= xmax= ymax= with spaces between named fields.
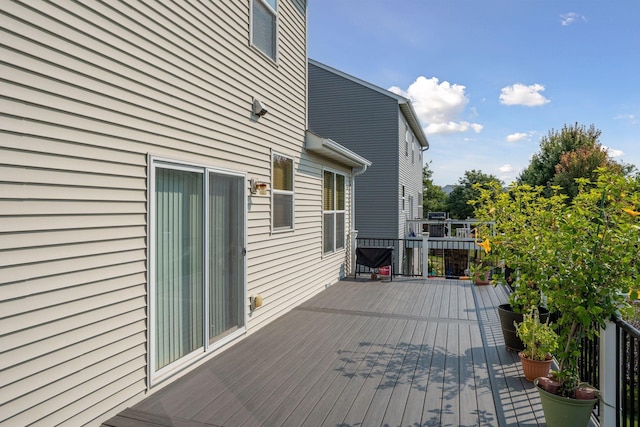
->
xmin=405 ymin=129 xmax=411 ymax=157
xmin=273 ymin=153 xmax=293 ymax=230
xmin=324 ymin=170 xmax=346 ymax=253
xmin=412 ymin=142 xmax=415 ymax=164
xmin=252 ymin=0 xmax=277 ymax=61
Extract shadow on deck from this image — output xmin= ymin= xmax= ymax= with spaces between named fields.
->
xmin=103 ymin=278 xmax=547 ymax=427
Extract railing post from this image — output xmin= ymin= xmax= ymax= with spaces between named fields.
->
xmin=600 ymin=320 xmax=618 ymax=426
xmin=350 ymin=230 xmax=358 ymax=276
xmin=422 ymin=232 xmax=429 ymax=280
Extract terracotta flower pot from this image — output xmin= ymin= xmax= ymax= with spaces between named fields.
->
xmin=518 ymin=351 xmax=553 ymax=381
xmin=536 ymin=376 xmax=561 ymax=394
xmin=474 ymin=271 xmax=491 ymax=285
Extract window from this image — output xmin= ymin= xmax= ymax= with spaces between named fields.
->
xmin=251 ymin=0 xmax=277 ymax=60
xmin=402 ymin=185 xmax=406 ymax=211
xmin=324 ymin=170 xmax=346 ymax=253
xmin=273 ymin=153 xmax=294 ymax=230
xmin=412 ymin=142 xmax=415 ymax=164
xmin=151 ymin=160 xmax=245 ymax=379
xmin=405 ymin=129 xmax=410 ymax=157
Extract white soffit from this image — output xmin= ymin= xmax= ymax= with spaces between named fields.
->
xmin=305 ymin=131 xmax=372 ymax=169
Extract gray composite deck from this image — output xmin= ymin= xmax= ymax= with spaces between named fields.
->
xmin=103 ymin=278 xmax=547 ymax=427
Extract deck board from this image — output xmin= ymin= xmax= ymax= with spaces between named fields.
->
xmin=103 ymin=278 xmax=550 ymax=427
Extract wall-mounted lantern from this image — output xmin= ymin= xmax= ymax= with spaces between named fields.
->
xmin=253 ymin=99 xmax=268 ymax=117
xmin=250 ymin=178 xmax=268 ymax=196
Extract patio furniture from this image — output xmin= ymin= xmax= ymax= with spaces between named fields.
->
xmin=355 ymin=246 xmax=393 ymax=280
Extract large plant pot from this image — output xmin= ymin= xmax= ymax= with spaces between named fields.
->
xmin=534 ymin=378 xmax=599 ymax=427
xmin=518 ymin=352 xmax=552 ymax=381
xmin=497 ymin=304 xmax=550 ymax=351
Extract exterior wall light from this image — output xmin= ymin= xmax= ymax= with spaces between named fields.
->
xmin=250 ymin=178 xmax=268 ymax=196
xmin=249 ymin=295 xmax=263 ymax=311
xmin=253 ymin=99 xmax=268 ymax=117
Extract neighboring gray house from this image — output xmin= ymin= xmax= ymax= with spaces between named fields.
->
xmin=308 ymin=59 xmax=429 ymax=241
xmin=0 ymin=2 xmax=370 ymax=425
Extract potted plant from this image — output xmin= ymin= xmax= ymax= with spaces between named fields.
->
xmin=471 ymin=183 xmax=558 ymax=350
xmin=477 ymin=169 xmax=640 ymax=426
xmin=469 ymin=258 xmax=492 ymax=285
xmin=515 ymin=308 xmax=558 ymax=381
xmin=533 ymin=171 xmax=639 ymax=426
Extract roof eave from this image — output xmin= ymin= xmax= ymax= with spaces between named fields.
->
xmin=399 ymin=102 xmax=429 ymax=150
xmin=305 ymin=131 xmax=372 ymax=169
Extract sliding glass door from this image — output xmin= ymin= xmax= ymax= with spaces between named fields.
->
xmin=208 ymin=172 xmax=244 ymax=342
xmin=152 ymin=161 xmax=246 ymax=376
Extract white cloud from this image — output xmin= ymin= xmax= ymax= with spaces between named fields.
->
xmin=500 ymin=83 xmax=550 ymax=107
xmin=389 ymin=76 xmax=483 ymax=135
xmin=425 ymin=121 xmax=483 ymax=135
xmin=561 ymin=12 xmax=588 ymax=26
xmin=603 ymin=146 xmax=625 ymax=157
xmin=614 ymin=113 xmax=637 ymax=125
xmin=506 ymin=132 xmax=528 ymax=142
xmin=498 ymin=164 xmax=515 ymax=173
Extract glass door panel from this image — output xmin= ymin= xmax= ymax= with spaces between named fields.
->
xmin=209 ymin=173 xmax=245 ymax=342
xmin=154 ymin=168 xmax=204 ymax=370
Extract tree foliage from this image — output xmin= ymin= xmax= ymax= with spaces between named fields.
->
xmin=518 ymin=122 xmax=634 ymax=201
xmin=518 ymin=123 xmax=602 ymax=189
xmin=445 ymin=170 xmax=502 ymax=219
xmin=552 ymin=143 xmax=625 ymax=200
xmin=422 ymin=162 xmax=447 ymax=214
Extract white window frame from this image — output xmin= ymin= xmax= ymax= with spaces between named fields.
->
xmin=405 ymin=129 xmax=410 ymax=157
xmin=272 ymin=152 xmax=294 ymax=232
xmin=148 ymin=157 xmax=247 ymax=385
xmin=323 ymin=168 xmax=346 ymax=254
xmin=250 ymin=0 xmax=278 ymax=61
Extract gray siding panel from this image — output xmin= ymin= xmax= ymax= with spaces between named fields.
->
xmin=309 ymin=62 xmax=401 ymax=239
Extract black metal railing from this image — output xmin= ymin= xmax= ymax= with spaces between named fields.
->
xmin=578 ymin=328 xmax=600 ymax=421
xmin=355 ymin=236 xmax=494 ymax=278
xmin=616 ymin=317 xmax=640 ymax=427
xmin=355 ymin=238 xmax=423 ymax=277
xmin=426 ymin=238 xmax=490 ymax=278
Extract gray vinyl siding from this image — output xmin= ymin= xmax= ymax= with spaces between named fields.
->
xmin=308 ymin=62 xmax=401 ymax=239
xmin=0 ymin=1 xmax=345 ymax=426
xmin=308 ymin=61 xmax=426 ymax=241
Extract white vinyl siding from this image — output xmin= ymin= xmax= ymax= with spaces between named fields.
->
xmin=1 ymin=1 xmax=312 ymax=425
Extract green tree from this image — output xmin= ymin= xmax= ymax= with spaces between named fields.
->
xmin=422 ymin=162 xmax=447 ymax=214
xmin=518 ymin=123 xmax=602 ymax=189
xmin=551 ymin=143 xmax=625 ymax=200
xmin=446 ymin=170 xmax=502 ymax=219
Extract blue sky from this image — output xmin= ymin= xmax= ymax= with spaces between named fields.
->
xmin=307 ymin=1 xmax=640 ymax=186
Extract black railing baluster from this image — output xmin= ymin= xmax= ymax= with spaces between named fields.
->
xmin=614 ymin=318 xmax=640 ymax=427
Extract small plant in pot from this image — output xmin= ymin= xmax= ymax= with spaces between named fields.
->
xmin=469 ymin=258 xmax=493 ymax=285
xmin=515 ymin=308 xmax=558 ymax=381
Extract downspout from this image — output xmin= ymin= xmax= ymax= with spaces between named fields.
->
xmin=350 ymin=164 xmax=369 ymax=275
